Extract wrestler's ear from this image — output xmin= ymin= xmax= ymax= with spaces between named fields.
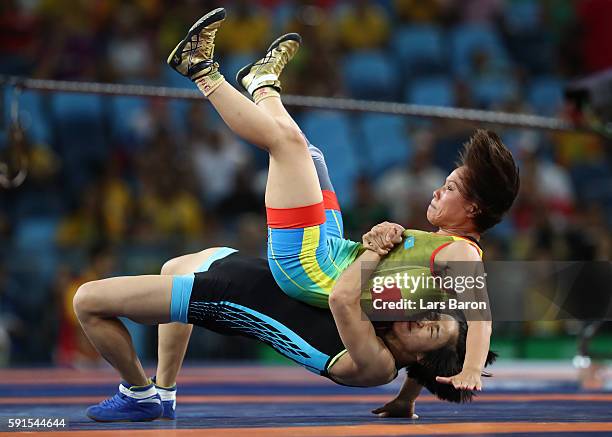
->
xmin=466 ymin=203 xmax=480 ymax=218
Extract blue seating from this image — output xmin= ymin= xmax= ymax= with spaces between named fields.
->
xmin=161 ymin=63 xmax=193 ymax=88
xmin=109 ymin=96 xmax=148 ymax=143
xmin=220 ymin=53 xmax=257 ymax=84
xmin=343 ymin=51 xmax=399 ymax=100
xmin=504 ymin=0 xmax=541 ymax=33
xmin=14 ymin=216 xmax=60 ymax=284
xmin=50 ymin=93 xmax=105 ymax=153
xmin=300 ymin=111 xmax=359 ymax=206
xmin=51 ymin=93 xmax=106 ymax=190
xmin=15 ymin=217 xmax=59 ymax=252
xmin=359 ymin=114 xmax=410 ymax=175
xmin=470 ymin=76 xmax=519 ymax=108
xmin=528 ymin=77 xmax=564 ymax=115
xmin=570 ymin=162 xmax=612 ymax=202
xmin=406 ymin=76 xmax=454 ymax=107
xmin=393 ymin=25 xmax=445 ymax=75
xmin=51 ymin=92 xmax=104 ymax=121
xmin=450 ymin=24 xmax=509 ymax=78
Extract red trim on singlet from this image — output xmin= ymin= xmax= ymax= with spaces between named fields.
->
xmin=322 ymin=190 xmax=341 ymax=211
xmin=266 ymin=202 xmax=326 ymax=229
xmin=429 ymin=242 xmax=453 ymax=276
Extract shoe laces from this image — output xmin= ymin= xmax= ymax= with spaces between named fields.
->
xmin=99 ymin=392 xmax=130 ymax=410
xmin=185 ymin=26 xmax=218 ymax=68
xmin=252 ymin=45 xmax=290 ymax=75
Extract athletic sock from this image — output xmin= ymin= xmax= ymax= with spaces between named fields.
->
xmin=195 ymin=71 xmax=225 ymax=97
xmin=120 ymin=381 xmax=158 ymax=399
xmin=155 ymin=385 xmax=176 ymax=402
xmin=253 ymin=86 xmax=280 ymax=105
xmin=151 ymin=377 xmax=176 ymax=397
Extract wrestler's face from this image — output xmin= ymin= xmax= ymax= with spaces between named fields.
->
xmin=426 ymin=167 xmax=476 ymax=229
xmin=392 ymin=314 xmax=459 ymax=352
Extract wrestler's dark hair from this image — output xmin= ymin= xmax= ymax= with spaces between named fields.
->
xmin=456 ymin=129 xmax=520 ymax=233
xmin=404 ymin=311 xmax=498 ymax=403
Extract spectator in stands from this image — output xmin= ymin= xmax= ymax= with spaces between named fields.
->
xmin=135 ymin=175 xmax=203 ymax=243
xmin=55 ymin=245 xmax=115 ymax=367
xmin=216 ymin=164 xmax=264 ymax=220
xmin=106 ymin=4 xmax=155 ymax=82
xmin=376 ymin=129 xmax=445 ymax=227
xmin=0 ymin=0 xmax=39 ymax=75
xmin=56 ymin=183 xmax=106 ymax=248
xmin=34 ymin=0 xmax=100 ymax=80
xmin=338 ymin=0 xmax=390 ymax=50
xmin=98 ymin=160 xmax=132 ymax=243
xmin=134 ymin=131 xmax=203 ymax=243
xmin=215 ymin=0 xmax=270 ymax=54
xmin=187 ymin=105 xmax=251 ymax=207
xmin=0 ymin=264 xmax=24 ymax=366
xmin=440 ymin=0 xmax=504 ymax=26
xmin=394 ymin=0 xmax=440 ymax=23
xmin=343 ymin=175 xmax=391 ymax=241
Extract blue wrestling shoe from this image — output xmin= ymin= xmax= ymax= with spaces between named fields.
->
xmin=152 ymin=376 xmax=177 ymax=420
xmin=86 ymin=382 xmax=162 ymax=422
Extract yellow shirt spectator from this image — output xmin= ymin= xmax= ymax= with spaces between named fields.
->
xmin=338 ymin=3 xmax=390 ymax=50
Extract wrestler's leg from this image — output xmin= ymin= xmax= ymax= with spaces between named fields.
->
xmin=235 ymin=36 xmax=360 ymax=306
xmin=308 ymin=144 xmax=344 ymax=239
xmin=207 ymin=82 xmax=322 ymax=209
xmin=155 ymin=248 xmax=221 ymax=388
xmin=73 ymin=275 xmax=173 ymax=386
xmin=169 ymin=9 xmax=321 ymax=209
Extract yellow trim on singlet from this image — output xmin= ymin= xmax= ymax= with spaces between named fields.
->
xmin=299 ymin=226 xmax=335 ymax=293
xmin=325 ymin=349 xmax=399 ymax=385
xmin=450 ymin=235 xmax=484 ymax=259
xmin=326 ymin=252 xmax=342 ymax=274
xmin=326 ymin=349 xmax=348 ymax=372
xmin=268 ymin=229 xmax=308 ymax=292
xmin=330 ymin=209 xmax=342 ymax=237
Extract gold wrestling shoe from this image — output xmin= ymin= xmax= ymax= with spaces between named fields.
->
xmin=236 ymin=33 xmax=301 ymax=95
xmin=167 ymin=8 xmax=226 ymax=81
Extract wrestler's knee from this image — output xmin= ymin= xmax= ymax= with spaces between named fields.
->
xmin=160 ymin=257 xmax=182 ymax=275
xmin=160 ymin=248 xmax=221 ymax=275
xmin=73 ymin=280 xmax=108 ymax=320
xmin=270 ymin=117 xmax=307 ymax=152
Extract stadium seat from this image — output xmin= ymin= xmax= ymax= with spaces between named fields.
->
xmin=14 ymin=217 xmax=60 ymax=284
xmin=504 ymin=0 xmax=541 ymax=33
xmin=406 ymin=76 xmax=455 ymax=107
xmin=528 ymin=77 xmax=564 ymax=115
xmin=470 ymin=76 xmax=519 ymax=108
xmin=51 ymin=93 xmax=106 ymax=190
xmin=450 ymin=24 xmax=509 ymax=78
xmin=393 ymin=25 xmax=445 ymax=76
xmin=109 ymin=96 xmax=149 ymax=143
xmin=161 ymin=62 xmax=193 ymax=88
xmin=299 ymin=111 xmax=359 ymax=206
xmin=220 ymin=53 xmax=257 ymax=83
xmin=359 ymin=113 xmax=411 ymax=175
xmin=51 ymin=93 xmax=104 ymax=121
xmin=342 ymin=51 xmax=399 ymax=100
xmin=570 ymin=162 xmax=612 ymax=202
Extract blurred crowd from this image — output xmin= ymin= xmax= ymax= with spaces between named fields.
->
xmin=0 ymin=0 xmax=611 ymax=366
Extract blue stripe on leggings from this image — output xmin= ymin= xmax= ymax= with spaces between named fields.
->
xmin=170 ymin=274 xmax=195 ymax=323
xmin=171 ymin=247 xmax=238 ymax=323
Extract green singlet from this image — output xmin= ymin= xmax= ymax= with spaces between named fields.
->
xmin=362 ymin=230 xmax=483 ymax=319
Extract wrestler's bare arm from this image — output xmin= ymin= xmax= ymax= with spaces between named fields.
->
xmin=328 ymin=251 xmax=397 ymax=387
